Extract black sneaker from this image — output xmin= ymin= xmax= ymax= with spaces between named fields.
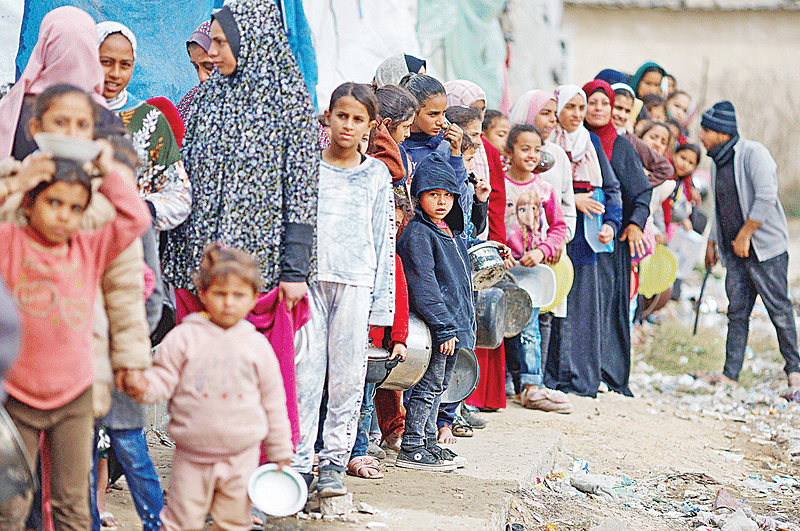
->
xmin=316 ymin=466 xmax=346 ymax=498
xmin=396 ymin=447 xmax=457 ymax=471
xmin=428 ymin=444 xmax=467 ymax=468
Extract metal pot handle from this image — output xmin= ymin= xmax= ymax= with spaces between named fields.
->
xmin=385 ymin=358 xmax=400 ymax=371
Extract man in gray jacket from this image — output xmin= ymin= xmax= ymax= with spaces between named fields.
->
xmin=702 ymin=101 xmax=800 ymax=399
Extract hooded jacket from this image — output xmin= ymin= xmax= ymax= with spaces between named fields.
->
xmin=397 ymin=153 xmax=476 ymax=349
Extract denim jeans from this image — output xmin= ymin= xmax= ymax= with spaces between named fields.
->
xmin=401 ymin=348 xmax=459 ymax=451
xmin=350 ymin=382 xmax=376 ymax=458
xmin=506 ymin=308 xmax=542 ymax=387
xmin=723 ymin=251 xmax=800 ymax=380
xmin=91 ymin=428 xmax=164 ymax=531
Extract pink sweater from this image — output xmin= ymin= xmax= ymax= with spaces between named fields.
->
xmin=142 ymin=313 xmax=293 ymax=463
xmin=0 ymin=171 xmax=151 ymax=410
xmin=504 ymin=174 xmax=567 ymax=260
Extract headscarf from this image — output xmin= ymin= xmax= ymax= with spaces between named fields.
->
xmin=96 ymin=21 xmax=141 ymax=112
xmin=610 ymin=83 xmax=635 ymax=101
xmin=629 ymin=62 xmax=666 ymax=98
xmin=164 ymin=0 xmax=318 ymax=292
xmin=0 ymin=6 xmax=106 ymax=159
xmin=508 ymin=89 xmax=555 ymax=127
xmin=582 ymin=80 xmax=617 ymax=161
xmin=177 ymin=21 xmax=214 ymax=124
xmin=595 ymin=68 xmax=629 ymax=86
xmin=211 ymin=6 xmax=241 ymax=60
xmin=374 ymin=53 xmax=413 ymax=88
xmin=187 ymin=20 xmax=212 ymax=52
xmin=444 ymin=80 xmax=486 ymax=108
xmin=550 ymin=84 xmax=602 ymax=187
xmin=404 ymin=55 xmax=427 ymax=76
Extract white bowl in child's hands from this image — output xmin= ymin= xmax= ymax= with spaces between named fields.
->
xmin=34 ymin=133 xmax=102 ymax=163
xmin=248 ymin=463 xmax=307 ymax=518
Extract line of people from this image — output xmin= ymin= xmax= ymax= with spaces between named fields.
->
xmin=1 ymin=2 xmax=799 ymax=531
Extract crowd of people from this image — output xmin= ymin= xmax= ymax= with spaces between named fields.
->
xmin=0 ymin=2 xmax=799 ymax=531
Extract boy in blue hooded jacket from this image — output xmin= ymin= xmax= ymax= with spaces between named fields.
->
xmin=396 ymin=152 xmax=476 ymax=471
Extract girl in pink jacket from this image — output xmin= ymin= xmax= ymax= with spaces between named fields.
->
xmin=126 ymin=243 xmax=293 ymax=531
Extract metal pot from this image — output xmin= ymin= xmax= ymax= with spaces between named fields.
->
xmin=0 ymin=405 xmax=36 ymax=505
xmin=494 ymin=278 xmax=533 ymax=338
xmin=468 ymin=241 xmax=505 ymax=290
xmin=366 ymin=347 xmax=400 ymax=386
xmin=379 ymin=313 xmax=432 ymax=391
xmin=440 ymin=348 xmax=480 ymax=404
xmin=475 ymin=287 xmax=506 ymax=349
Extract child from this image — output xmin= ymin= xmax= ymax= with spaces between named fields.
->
xmin=641 ymin=94 xmax=667 ymax=123
xmin=482 ymin=109 xmax=510 ymax=154
xmin=0 ymin=84 xmax=151 ymax=530
xmin=638 ymin=121 xmax=672 ymax=157
xmin=502 ymin=125 xmax=571 ymax=413
xmin=125 ymin=243 xmax=292 ymax=530
xmin=396 ymin=151 xmax=475 ymax=471
xmin=293 ymin=82 xmax=395 ymax=496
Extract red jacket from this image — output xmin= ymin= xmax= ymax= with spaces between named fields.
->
xmin=483 ymin=138 xmax=507 ymax=244
xmin=369 ymin=254 xmax=409 ymax=347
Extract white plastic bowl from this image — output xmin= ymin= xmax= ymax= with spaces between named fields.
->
xmin=248 ymin=463 xmax=307 ymax=518
xmin=507 ymin=264 xmax=557 ymax=309
xmin=34 ymin=133 xmax=102 ymax=163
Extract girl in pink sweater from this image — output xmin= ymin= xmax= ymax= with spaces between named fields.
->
xmin=0 ymin=84 xmax=151 ymax=530
xmin=126 ymin=243 xmax=293 ymax=530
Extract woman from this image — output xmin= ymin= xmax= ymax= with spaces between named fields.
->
xmin=176 ymin=21 xmax=213 ymax=124
xmin=508 ymin=90 xmax=576 ymax=396
xmin=583 ymin=79 xmax=652 ymax=397
xmin=97 ymin=21 xmax=191 ymax=233
xmin=548 ymin=84 xmax=622 ymax=398
xmin=373 ymin=53 xmax=427 ymax=87
xmin=162 ymin=0 xmax=318 ymax=458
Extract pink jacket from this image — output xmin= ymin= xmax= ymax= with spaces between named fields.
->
xmin=142 ymin=313 xmax=293 ymax=462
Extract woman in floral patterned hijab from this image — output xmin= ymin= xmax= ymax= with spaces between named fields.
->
xmin=163 ymin=0 xmax=318 ymax=305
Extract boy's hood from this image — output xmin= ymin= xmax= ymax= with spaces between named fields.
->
xmin=411 ymin=152 xmax=464 ymax=234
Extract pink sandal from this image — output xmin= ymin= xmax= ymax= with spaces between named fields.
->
xmin=346 ymin=455 xmax=384 ymax=479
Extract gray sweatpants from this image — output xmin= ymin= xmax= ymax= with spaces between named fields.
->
xmin=291 ymin=281 xmax=371 ymax=472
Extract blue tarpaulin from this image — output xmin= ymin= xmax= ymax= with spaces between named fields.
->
xmin=16 ymin=0 xmax=214 ymax=104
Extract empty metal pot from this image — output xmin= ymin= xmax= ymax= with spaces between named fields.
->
xmin=468 ymin=241 xmax=505 ymax=290
xmin=366 ymin=347 xmax=400 ymax=386
xmin=494 ymin=278 xmax=533 ymax=338
xmin=379 ymin=313 xmax=432 ymax=391
xmin=475 ymin=287 xmax=506 ymax=349
xmin=0 ymin=405 xmax=36 ymax=505
xmin=440 ymin=348 xmax=480 ymax=404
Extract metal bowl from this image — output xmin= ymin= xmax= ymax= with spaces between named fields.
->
xmin=379 ymin=313 xmax=432 ymax=391
xmin=475 ymin=287 xmax=506 ymax=349
xmin=468 ymin=241 xmax=505 ymax=290
xmin=366 ymin=346 xmax=400 ymax=385
xmin=440 ymin=348 xmax=480 ymax=404
xmin=494 ymin=278 xmax=533 ymax=338
xmin=0 ymin=405 xmax=36 ymax=505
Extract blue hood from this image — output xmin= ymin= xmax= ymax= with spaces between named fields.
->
xmin=410 ymin=152 xmax=464 ymax=234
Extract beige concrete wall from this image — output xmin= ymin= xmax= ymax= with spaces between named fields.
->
xmin=562 ymin=6 xmax=800 ymax=209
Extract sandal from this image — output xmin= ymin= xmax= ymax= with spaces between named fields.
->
xmin=451 ymin=418 xmax=473 ymax=437
xmin=346 ymin=455 xmax=384 ymax=479
xmin=523 ymin=388 xmax=573 ymax=414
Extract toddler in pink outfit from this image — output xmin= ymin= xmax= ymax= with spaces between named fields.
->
xmin=126 ymin=243 xmax=293 ymax=530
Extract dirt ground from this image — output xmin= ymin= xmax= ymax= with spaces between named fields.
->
xmin=103 ymin=219 xmax=800 ymax=530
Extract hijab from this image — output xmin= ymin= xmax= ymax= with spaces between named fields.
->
xmin=0 ymin=6 xmax=106 ymax=159
xmin=404 ymin=55 xmax=427 ymax=76
xmin=582 ymin=79 xmax=617 ymax=161
xmin=508 ymin=89 xmax=555 ymax=127
xmin=629 ymin=62 xmax=666 ymax=98
xmin=444 ymin=80 xmax=486 ymax=108
xmin=165 ymin=0 xmax=317 ymax=291
xmin=187 ymin=20 xmax=212 ymax=52
xmin=550 ymin=84 xmax=602 ymax=187
xmin=374 ymin=53 xmax=422 ymax=88
xmin=96 ymin=21 xmax=141 ymax=112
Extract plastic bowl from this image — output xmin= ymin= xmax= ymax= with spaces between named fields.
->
xmin=507 ymin=264 xmax=556 ymax=309
xmin=248 ymin=464 xmax=307 ymax=518
xmin=34 ymin=133 xmax=102 ymax=163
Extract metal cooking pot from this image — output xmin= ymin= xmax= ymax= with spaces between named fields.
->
xmin=475 ymin=287 xmax=506 ymax=349
xmin=379 ymin=313 xmax=432 ymax=391
xmin=366 ymin=347 xmax=400 ymax=386
xmin=494 ymin=278 xmax=533 ymax=338
xmin=0 ymin=405 xmax=36 ymax=505
xmin=440 ymin=348 xmax=480 ymax=404
xmin=468 ymin=241 xmax=505 ymax=290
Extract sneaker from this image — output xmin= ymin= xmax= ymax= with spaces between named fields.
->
xmin=395 ymin=447 xmax=457 ymax=472
xmin=429 ymin=444 xmax=467 ymax=468
xmin=316 ymin=466 xmax=346 ymax=498
xmin=460 ymin=407 xmax=488 ymax=429
xmin=366 ymin=442 xmax=386 ymax=460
